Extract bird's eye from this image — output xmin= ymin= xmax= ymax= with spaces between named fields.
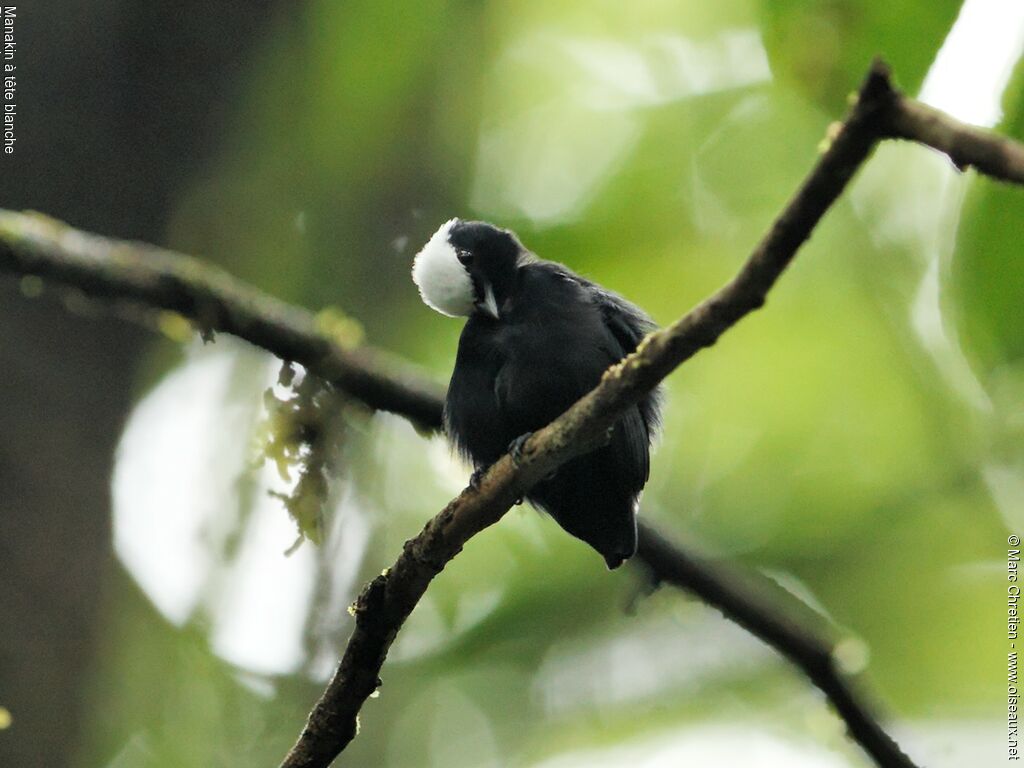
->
xmin=456 ymin=250 xmax=474 ymax=266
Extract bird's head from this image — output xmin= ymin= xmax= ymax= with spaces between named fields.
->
xmin=412 ymin=218 xmax=525 ymax=320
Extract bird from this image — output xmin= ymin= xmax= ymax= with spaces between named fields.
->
xmin=411 ymin=218 xmax=661 ymax=569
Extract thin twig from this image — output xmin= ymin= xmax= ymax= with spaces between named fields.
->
xmin=636 ymin=523 xmax=909 ymax=768
xmin=886 ymin=91 xmax=1024 ymax=183
xmin=3 ymin=58 xmax=1020 ymax=768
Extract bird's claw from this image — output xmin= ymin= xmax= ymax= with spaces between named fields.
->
xmin=508 ymin=432 xmax=534 ymax=466
xmin=469 ymin=466 xmax=489 ymax=489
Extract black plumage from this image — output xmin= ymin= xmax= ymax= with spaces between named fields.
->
xmin=413 ymin=220 xmax=661 ymax=568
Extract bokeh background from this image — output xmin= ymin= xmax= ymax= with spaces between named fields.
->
xmin=2 ymin=1 xmax=1023 ymax=766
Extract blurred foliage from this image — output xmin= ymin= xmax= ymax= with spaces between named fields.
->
xmin=954 ymin=56 xmax=1024 ymax=379
xmin=61 ymin=1 xmax=1021 ymax=767
xmin=760 ymin=0 xmax=963 ymax=110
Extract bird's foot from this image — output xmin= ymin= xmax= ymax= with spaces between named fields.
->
xmin=507 ymin=432 xmax=534 ymax=466
xmin=469 ymin=465 xmax=491 ymax=489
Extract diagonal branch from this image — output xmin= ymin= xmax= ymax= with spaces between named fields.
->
xmin=275 ymin=59 xmax=909 ymax=768
xmin=3 ymin=59 xmax=1021 ymax=768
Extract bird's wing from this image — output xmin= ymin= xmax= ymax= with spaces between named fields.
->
xmin=594 ymin=285 xmax=655 ymax=352
xmin=550 ymin=264 xmax=655 ymax=353
xmin=612 ymin=401 xmax=652 ymax=488
xmin=495 ymin=263 xmax=661 ymax=493
xmin=559 ymin=267 xmax=663 ymax=437
xmin=549 ymin=265 xmax=662 ymax=489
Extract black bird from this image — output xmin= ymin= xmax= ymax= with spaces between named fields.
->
xmin=412 ymin=219 xmax=661 ymax=569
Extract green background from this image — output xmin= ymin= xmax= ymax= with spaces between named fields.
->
xmin=2 ymin=1 xmax=1021 ymax=766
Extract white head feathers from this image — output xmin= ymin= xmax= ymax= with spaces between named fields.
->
xmin=411 ymin=218 xmax=475 ymax=317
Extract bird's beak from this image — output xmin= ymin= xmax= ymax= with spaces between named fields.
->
xmin=477 ymin=283 xmax=500 ymax=320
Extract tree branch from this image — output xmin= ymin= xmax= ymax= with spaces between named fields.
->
xmin=0 ymin=215 xmax=446 ymax=430
xmin=886 ymin=89 xmax=1024 ymax=183
xmin=274 ymin=59 xmax=910 ymax=768
xmin=3 ymin=59 xmax=1019 ymax=768
xmin=636 ymin=523 xmax=909 ymax=768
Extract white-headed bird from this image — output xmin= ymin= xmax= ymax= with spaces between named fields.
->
xmin=413 ymin=219 xmax=661 ymax=568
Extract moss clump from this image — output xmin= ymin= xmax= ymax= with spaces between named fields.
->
xmin=257 ymin=361 xmax=347 ymax=550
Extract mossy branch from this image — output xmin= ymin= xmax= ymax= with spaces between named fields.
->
xmin=0 ymin=213 xmax=446 ymax=429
